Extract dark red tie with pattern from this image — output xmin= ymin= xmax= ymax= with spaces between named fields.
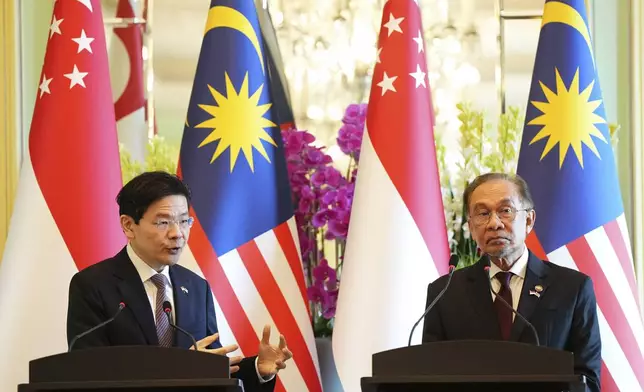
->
xmin=494 ymin=271 xmax=514 ymax=340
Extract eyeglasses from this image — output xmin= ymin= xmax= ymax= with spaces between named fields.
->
xmin=150 ymin=217 xmax=195 ymax=231
xmin=470 ymin=206 xmax=531 ymax=226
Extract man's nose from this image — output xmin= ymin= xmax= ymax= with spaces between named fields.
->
xmin=486 ymin=212 xmax=505 ymax=230
xmin=167 ymin=224 xmax=185 ymax=239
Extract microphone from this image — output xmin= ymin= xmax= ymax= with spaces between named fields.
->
xmin=408 ymin=254 xmax=460 ymax=346
xmin=68 ymin=302 xmax=126 ymax=352
xmin=481 ymin=254 xmax=540 ymax=346
xmin=162 ymin=301 xmax=198 ymax=350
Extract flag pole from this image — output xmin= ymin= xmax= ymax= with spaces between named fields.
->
xmin=630 ymin=0 xmax=644 ymax=316
xmin=143 ymin=0 xmax=155 ymax=140
xmin=102 ymin=17 xmax=146 ymax=26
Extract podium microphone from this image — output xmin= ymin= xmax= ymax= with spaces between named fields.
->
xmin=481 ymin=254 xmax=540 ymax=346
xmin=68 ymin=302 xmax=126 ymax=352
xmin=162 ymin=301 xmax=198 ymax=350
xmin=407 ymin=254 xmax=460 ymax=346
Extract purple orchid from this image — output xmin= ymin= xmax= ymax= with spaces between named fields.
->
xmin=281 ymin=104 xmax=367 ymax=336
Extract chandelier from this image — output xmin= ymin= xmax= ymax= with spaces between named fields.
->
xmin=266 ymin=0 xmax=482 ymax=148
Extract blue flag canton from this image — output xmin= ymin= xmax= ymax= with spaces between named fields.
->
xmin=516 ymin=0 xmax=624 ymax=253
xmin=179 ymin=0 xmax=293 ymax=256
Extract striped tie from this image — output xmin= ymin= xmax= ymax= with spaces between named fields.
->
xmin=150 ymin=273 xmax=173 ymax=347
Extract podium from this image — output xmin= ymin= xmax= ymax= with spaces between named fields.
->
xmin=18 ymin=346 xmax=243 ymax=391
xmin=361 ymin=340 xmax=588 ymax=392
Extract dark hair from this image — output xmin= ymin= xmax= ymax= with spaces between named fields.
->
xmin=116 ymin=171 xmax=191 ymax=223
xmin=463 ymin=172 xmax=534 ymax=214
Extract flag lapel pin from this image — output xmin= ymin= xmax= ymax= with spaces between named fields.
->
xmin=181 ymin=286 xmax=189 ymax=294
xmin=529 ymin=284 xmax=543 ymax=298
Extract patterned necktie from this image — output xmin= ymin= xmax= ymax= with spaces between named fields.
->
xmin=494 ymin=271 xmax=514 ymax=340
xmin=150 ymin=273 xmax=173 ymax=347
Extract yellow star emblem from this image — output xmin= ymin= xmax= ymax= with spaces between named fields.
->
xmin=195 ymin=72 xmax=277 ymax=172
xmin=528 ymin=67 xmax=607 ymax=168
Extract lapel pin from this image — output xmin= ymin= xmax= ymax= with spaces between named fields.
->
xmin=535 ymin=285 xmax=543 ymax=293
xmin=529 ymin=290 xmax=541 ymax=298
xmin=181 ymin=286 xmax=189 ymax=294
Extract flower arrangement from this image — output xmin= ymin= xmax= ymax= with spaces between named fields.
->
xmin=119 ymin=135 xmax=179 ymax=183
xmin=437 ymin=103 xmax=524 ymax=267
xmin=281 ymin=103 xmax=367 ymax=337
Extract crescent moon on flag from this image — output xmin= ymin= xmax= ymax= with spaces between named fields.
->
xmin=541 ymin=1 xmax=595 ymax=65
xmin=204 ymin=6 xmax=265 ymax=73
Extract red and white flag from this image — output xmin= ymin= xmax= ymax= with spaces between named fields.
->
xmin=109 ymin=0 xmax=148 ymax=162
xmin=332 ymin=1 xmax=450 ymax=390
xmin=0 ymin=1 xmax=125 ymax=390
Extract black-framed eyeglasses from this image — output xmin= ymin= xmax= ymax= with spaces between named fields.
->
xmin=470 ymin=206 xmax=531 ymax=226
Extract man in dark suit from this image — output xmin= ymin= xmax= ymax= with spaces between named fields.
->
xmin=67 ymin=171 xmax=291 ymax=391
xmin=422 ymin=172 xmax=601 ymax=392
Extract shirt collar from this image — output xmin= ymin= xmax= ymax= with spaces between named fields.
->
xmin=488 ymin=245 xmax=529 ymax=280
xmin=127 ymin=243 xmax=172 ymax=286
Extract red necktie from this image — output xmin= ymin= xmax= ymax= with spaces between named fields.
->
xmin=494 ymin=271 xmax=514 ymax=340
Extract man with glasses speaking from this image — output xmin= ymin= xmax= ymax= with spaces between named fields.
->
xmin=66 ymin=171 xmax=290 ymax=392
xmin=422 ymin=173 xmax=601 ymax=392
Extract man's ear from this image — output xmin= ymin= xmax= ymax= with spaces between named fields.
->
xmin=120 ymin=215 xmax=136 ymax=240
xmin=525 ymin=209 xmax=536 ymax=234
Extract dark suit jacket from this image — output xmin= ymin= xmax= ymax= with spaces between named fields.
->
xmin=66 ymin=247 xmax=275 ymax=391
xmin=422 ymin=252 xmax=601 ymax=392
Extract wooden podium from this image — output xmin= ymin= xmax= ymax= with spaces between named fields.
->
xmin=18 ymin=346 xmax=242 ymax=391
xmin=361 ymin=340 xmax=587 ymax=392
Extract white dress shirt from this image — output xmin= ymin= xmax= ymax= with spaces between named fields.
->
xmin=488 ymin=246 xmax=529 ymax=321
xmin=126 ymin=243 xmax=273 ymax=383
xmin=127 ymin=243 xmax=175 ymax=324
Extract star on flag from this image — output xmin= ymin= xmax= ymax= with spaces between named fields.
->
xmin=49 ymin=16 xmax=63 ymax=38
xmin=412 ymin=30 xmax=424 ymax=53
xmin=377 ymin=72 xmax=397 ymax=95
xmin=76 ymin=0 xmax=93 ymax=12
xmin=409 ymin=64 xmax=426 ymax=88
xmin=64 ymin=65 xmax=89 ymax=88
xmin=39 ymin=75 xmax=53 ymax=98
xmin=383 ymin=13 xmax=404 ymax=36
xmin=72 ymin=29 xmax=94 ymax=53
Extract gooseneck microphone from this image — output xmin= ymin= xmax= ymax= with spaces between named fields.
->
xmin=68 ymin=302 xmax=126 ymax=352
xmin=481 ymin=254 xmax=540 ymax=346
xmin=162 ymin=301 xmax=198 ymax=350
xmin=407 ymin=254 xmax=460 ymax=346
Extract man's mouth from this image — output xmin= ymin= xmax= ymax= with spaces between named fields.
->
xmin=487 ymin=237 xmax=509 ymax=244
xmin=167 ymin=246 xmax=182 ymax=254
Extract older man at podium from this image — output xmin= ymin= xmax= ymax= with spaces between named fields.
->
xmin=422 ymin=173 xmax=601 ymax=392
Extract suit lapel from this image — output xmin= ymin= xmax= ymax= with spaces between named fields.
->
xmin=112 ymin=248 xmax=159 ymax=345
xmin=169 ymin=266 xmax=193 ymax=330
xmin=169 ymin=266 xmax=199 ymax=348
xmin=510 ymin=253 xmax=548 ymax=342
xmin=466 ymin=260 xmax=502 ymax=339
